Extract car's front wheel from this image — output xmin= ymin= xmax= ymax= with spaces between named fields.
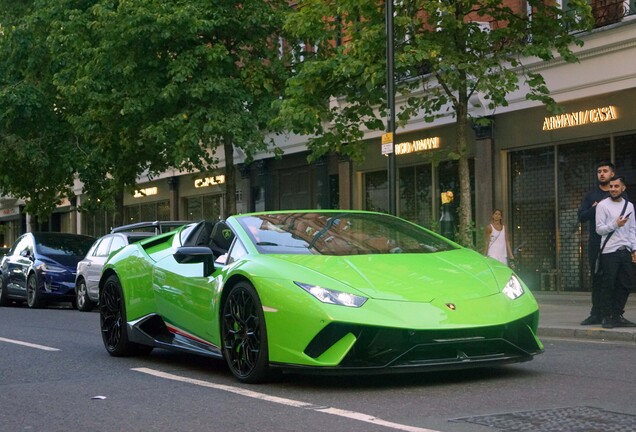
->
xmin=76 ymin=279 xmax=94 ymax=312
xmin=99 ymin=274 xmax=152 ymax=357
xmin=26 ymin=274 xmax=44 ymax=308
xmin=221 ymin=281 xmax=271 ymax=383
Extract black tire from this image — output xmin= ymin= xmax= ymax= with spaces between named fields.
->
xmin=26 ymin=274 xmax=44 ymax=309
xmin=99 ymin=274 xmax=152 ymax=357
xmin=0 ymin=275 xmax=10 ymax=306
xmin=221 ymin=281 xmax=271 ymax=383
xmin=76 ymin=279 xmax=94 ymax=312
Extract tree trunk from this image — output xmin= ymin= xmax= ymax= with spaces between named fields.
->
xmin=456 ymin=90 xmax=474 ymax=248
xmin=223 ymin=137 xmax=237 ymax=217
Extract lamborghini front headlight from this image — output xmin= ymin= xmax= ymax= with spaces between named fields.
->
xmin=503 ymin=275 xmax=525 ymax=300
xmin=295 ymin=282 xmax=367 ymax=307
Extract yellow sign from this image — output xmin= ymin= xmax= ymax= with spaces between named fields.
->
xmin=381 ymin=133 xmax=394 ymax=155
xmin=194 ymin=175 xmax=226 ymax=188
xmin=395 ymin=137 xmax=440 ymax=155
xmin=133 ymin=187 xmax=158 ymax=198
xmin=542 ymin=105 xmax=617 ymax=131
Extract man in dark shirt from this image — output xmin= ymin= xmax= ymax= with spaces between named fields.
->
xmin=578 ymin=161 xmax=614 ymax=325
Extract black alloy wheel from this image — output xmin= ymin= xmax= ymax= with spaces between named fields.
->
xmin=76 ymin=279 xmax=94 ymax=312
xmin=221 ymin=281 xmax=270 ymax=383
xmin=26 ymin=274 xmax=44 ymax=308
xmin=99 ymin=274 xmax=152 ymax=357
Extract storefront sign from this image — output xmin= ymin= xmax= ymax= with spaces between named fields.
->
xmin=1 ymin=208 xmax=17 ymax=216
xmin=395 ymin=137 xmax=440 ymax=155
xmin=134 ymin=187 xmax=158 ymax=198
xmin=194 ymin=175 xmax=226 ymax=188
xmin=542 ymin=105 xmax=617 ymax=131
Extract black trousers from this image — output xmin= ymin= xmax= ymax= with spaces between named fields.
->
xmin=588 ymin=243 xmax=602 ymax=317
xmin=599 ymin=249 xmax=635 ymax=318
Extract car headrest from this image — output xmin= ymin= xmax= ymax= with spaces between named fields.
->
xmin=210 ymin=221 xmax=235 ymax=251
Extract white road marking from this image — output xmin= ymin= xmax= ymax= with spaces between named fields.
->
xmin=133 ymin=367 xmax=441 ymax=432
xmin=0 ymin=337 xmax=60 ymax=351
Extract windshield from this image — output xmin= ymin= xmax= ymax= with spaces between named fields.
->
xmin=34 ymin=234 xmax=96 ymax=257
xmin=236 ymin=212 xmax=456 ymax=256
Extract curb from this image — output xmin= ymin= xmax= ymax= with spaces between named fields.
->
xmin=538 ymin=326 xmax=636 ymax=343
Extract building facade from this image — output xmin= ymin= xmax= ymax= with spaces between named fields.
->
xmin=1 ymin=6 xmax=635 ymax=294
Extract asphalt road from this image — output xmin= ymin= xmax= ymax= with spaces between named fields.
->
xmin=2 ymin=304 xmax=636 ymax=432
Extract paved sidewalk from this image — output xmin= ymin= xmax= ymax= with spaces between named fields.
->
xmin=535 ymin=291 xmax=636 ymax=343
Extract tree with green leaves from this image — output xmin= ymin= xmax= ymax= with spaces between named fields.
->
xmin=0 ymin=2 xmax=80 ymax=229
xmin=278 ymin=0 xmax=593 ymax=246
xmin=49 ymin=0 xmax=290 ymax=224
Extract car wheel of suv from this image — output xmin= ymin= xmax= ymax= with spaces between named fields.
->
xmin=221 ymin=281 xmax=271 ymax=383
xmin=0 ymin=276 xmax=9 ymax=306
xmin=99 ymin=274 xmax=152 ymax=357
xmin=76 ymin=279 xmax=94 ymax=312
xmin=26 ymin=274 xmax=44 ymax=309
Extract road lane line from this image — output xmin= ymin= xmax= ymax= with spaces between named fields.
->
xmin=0 ymin=337 xmax=60 ymax=351
xmin=133 ymin=367 xmax=440 ymax=432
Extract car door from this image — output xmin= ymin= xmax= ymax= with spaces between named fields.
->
xmin=85 ymin=236 xmax=114 ymax=299
xmin=6 ymin=235 xmax=33 ymax=296
xmin=152 ymin=224 xmax=221 ymax=343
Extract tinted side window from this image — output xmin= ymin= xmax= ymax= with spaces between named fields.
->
xmin=13 ymin=236 xmax=32 ymax=257
xmin=109 ymin=236 xmax=127 ymax=253
xmin=226 ymin=239 xmax=247 ymax=264
xmin=95 ymin=237 xmax=113 ymax=257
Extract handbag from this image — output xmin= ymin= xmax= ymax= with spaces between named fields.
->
xmin=594 ymin=199 xmax=629 ymax=275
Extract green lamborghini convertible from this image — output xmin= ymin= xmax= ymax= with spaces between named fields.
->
xmin=99 ymin=210 xmax=543 ymax=383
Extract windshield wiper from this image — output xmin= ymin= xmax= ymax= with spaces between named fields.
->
xmin=256 ymin=242 xmax=279 ymax=246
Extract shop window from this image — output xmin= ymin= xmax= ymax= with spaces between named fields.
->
xmin=124 ymin=200 xmax=170 ymax=225
xmin=614 ymin=134 xmax=636 ymax=193
xmin=186 ymin=195 xmax=221 ymax=221
xmin=438 ymin=160 xmax=475 ymax=240
xmin=157 ymin=201 xmax=171 ymax=220
xmin=364 ymin=170 xmax=389 ymax=213
xmin=557 ymin=139 xmax=610 ymax=292
xmin=510 ymin=148 xmax=557 ymax=291
xmin=279 ymin=167 xmax=310 ymax=210
xmin=81 ymin=208 xmax=115 ymax=237
xmin=399 ymin=164 xmax=433 ymax=228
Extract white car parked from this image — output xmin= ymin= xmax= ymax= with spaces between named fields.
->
xmin=75 ymin=232 xmax=152 ymax=311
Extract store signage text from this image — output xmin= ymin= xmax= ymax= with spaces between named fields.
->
xmin=542 ymin=105 xmax=617 ymax=131
xmin=194 ymin=175 xmax=226 ymax=188
xmin=395 ymin=137 xmax=440 ymax=155
xmin=134 ymin=187 xmax=158 ymax=198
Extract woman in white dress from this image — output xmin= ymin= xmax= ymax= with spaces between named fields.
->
xmin=484 ymin=209 xmax=515 ymax=265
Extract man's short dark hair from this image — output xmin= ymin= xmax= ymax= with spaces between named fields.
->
xmin=596 ymin=160 xmax=615 ymax=171
xmin=612 ymin=175 xmax=626 ymax=184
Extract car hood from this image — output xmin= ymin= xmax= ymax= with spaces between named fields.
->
xmin=271 ymin=249 xmax=503 ymax=302
xmin=38 ymin=255 xmax=82 ymax=270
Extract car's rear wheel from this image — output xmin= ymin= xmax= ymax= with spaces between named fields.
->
xmin=99 ymin=274 xmax=152 ymax=357
xmin=26 ymin=274 xmax=44 ymax=309
xmin=76 ymin=279 xmax=94 ymax=312
xmin=221 ymin=281 xmax=271 ymax=383
xmin=0 ymin=276 xmax=9 ymax=306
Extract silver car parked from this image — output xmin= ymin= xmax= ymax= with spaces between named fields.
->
xmin=75 ymin=232 xmax=152 ymax=311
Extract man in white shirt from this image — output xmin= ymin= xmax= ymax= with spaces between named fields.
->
xmin=595 ymin=176 xmax=636 ymax=328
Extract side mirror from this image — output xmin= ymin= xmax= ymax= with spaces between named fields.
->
xmin=173 ymin=246 xmax=215 ymax=277
xmin=20 ymin=249 xmax=33 ymax=260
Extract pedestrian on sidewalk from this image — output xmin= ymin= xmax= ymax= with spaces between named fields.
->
xmin=595 ymin=175 xmax=636 ymax=329
xmin=578 ymin=161 xmax=614 ymax=326
xmin=484 ymin=209 xmax=514 ymax=266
